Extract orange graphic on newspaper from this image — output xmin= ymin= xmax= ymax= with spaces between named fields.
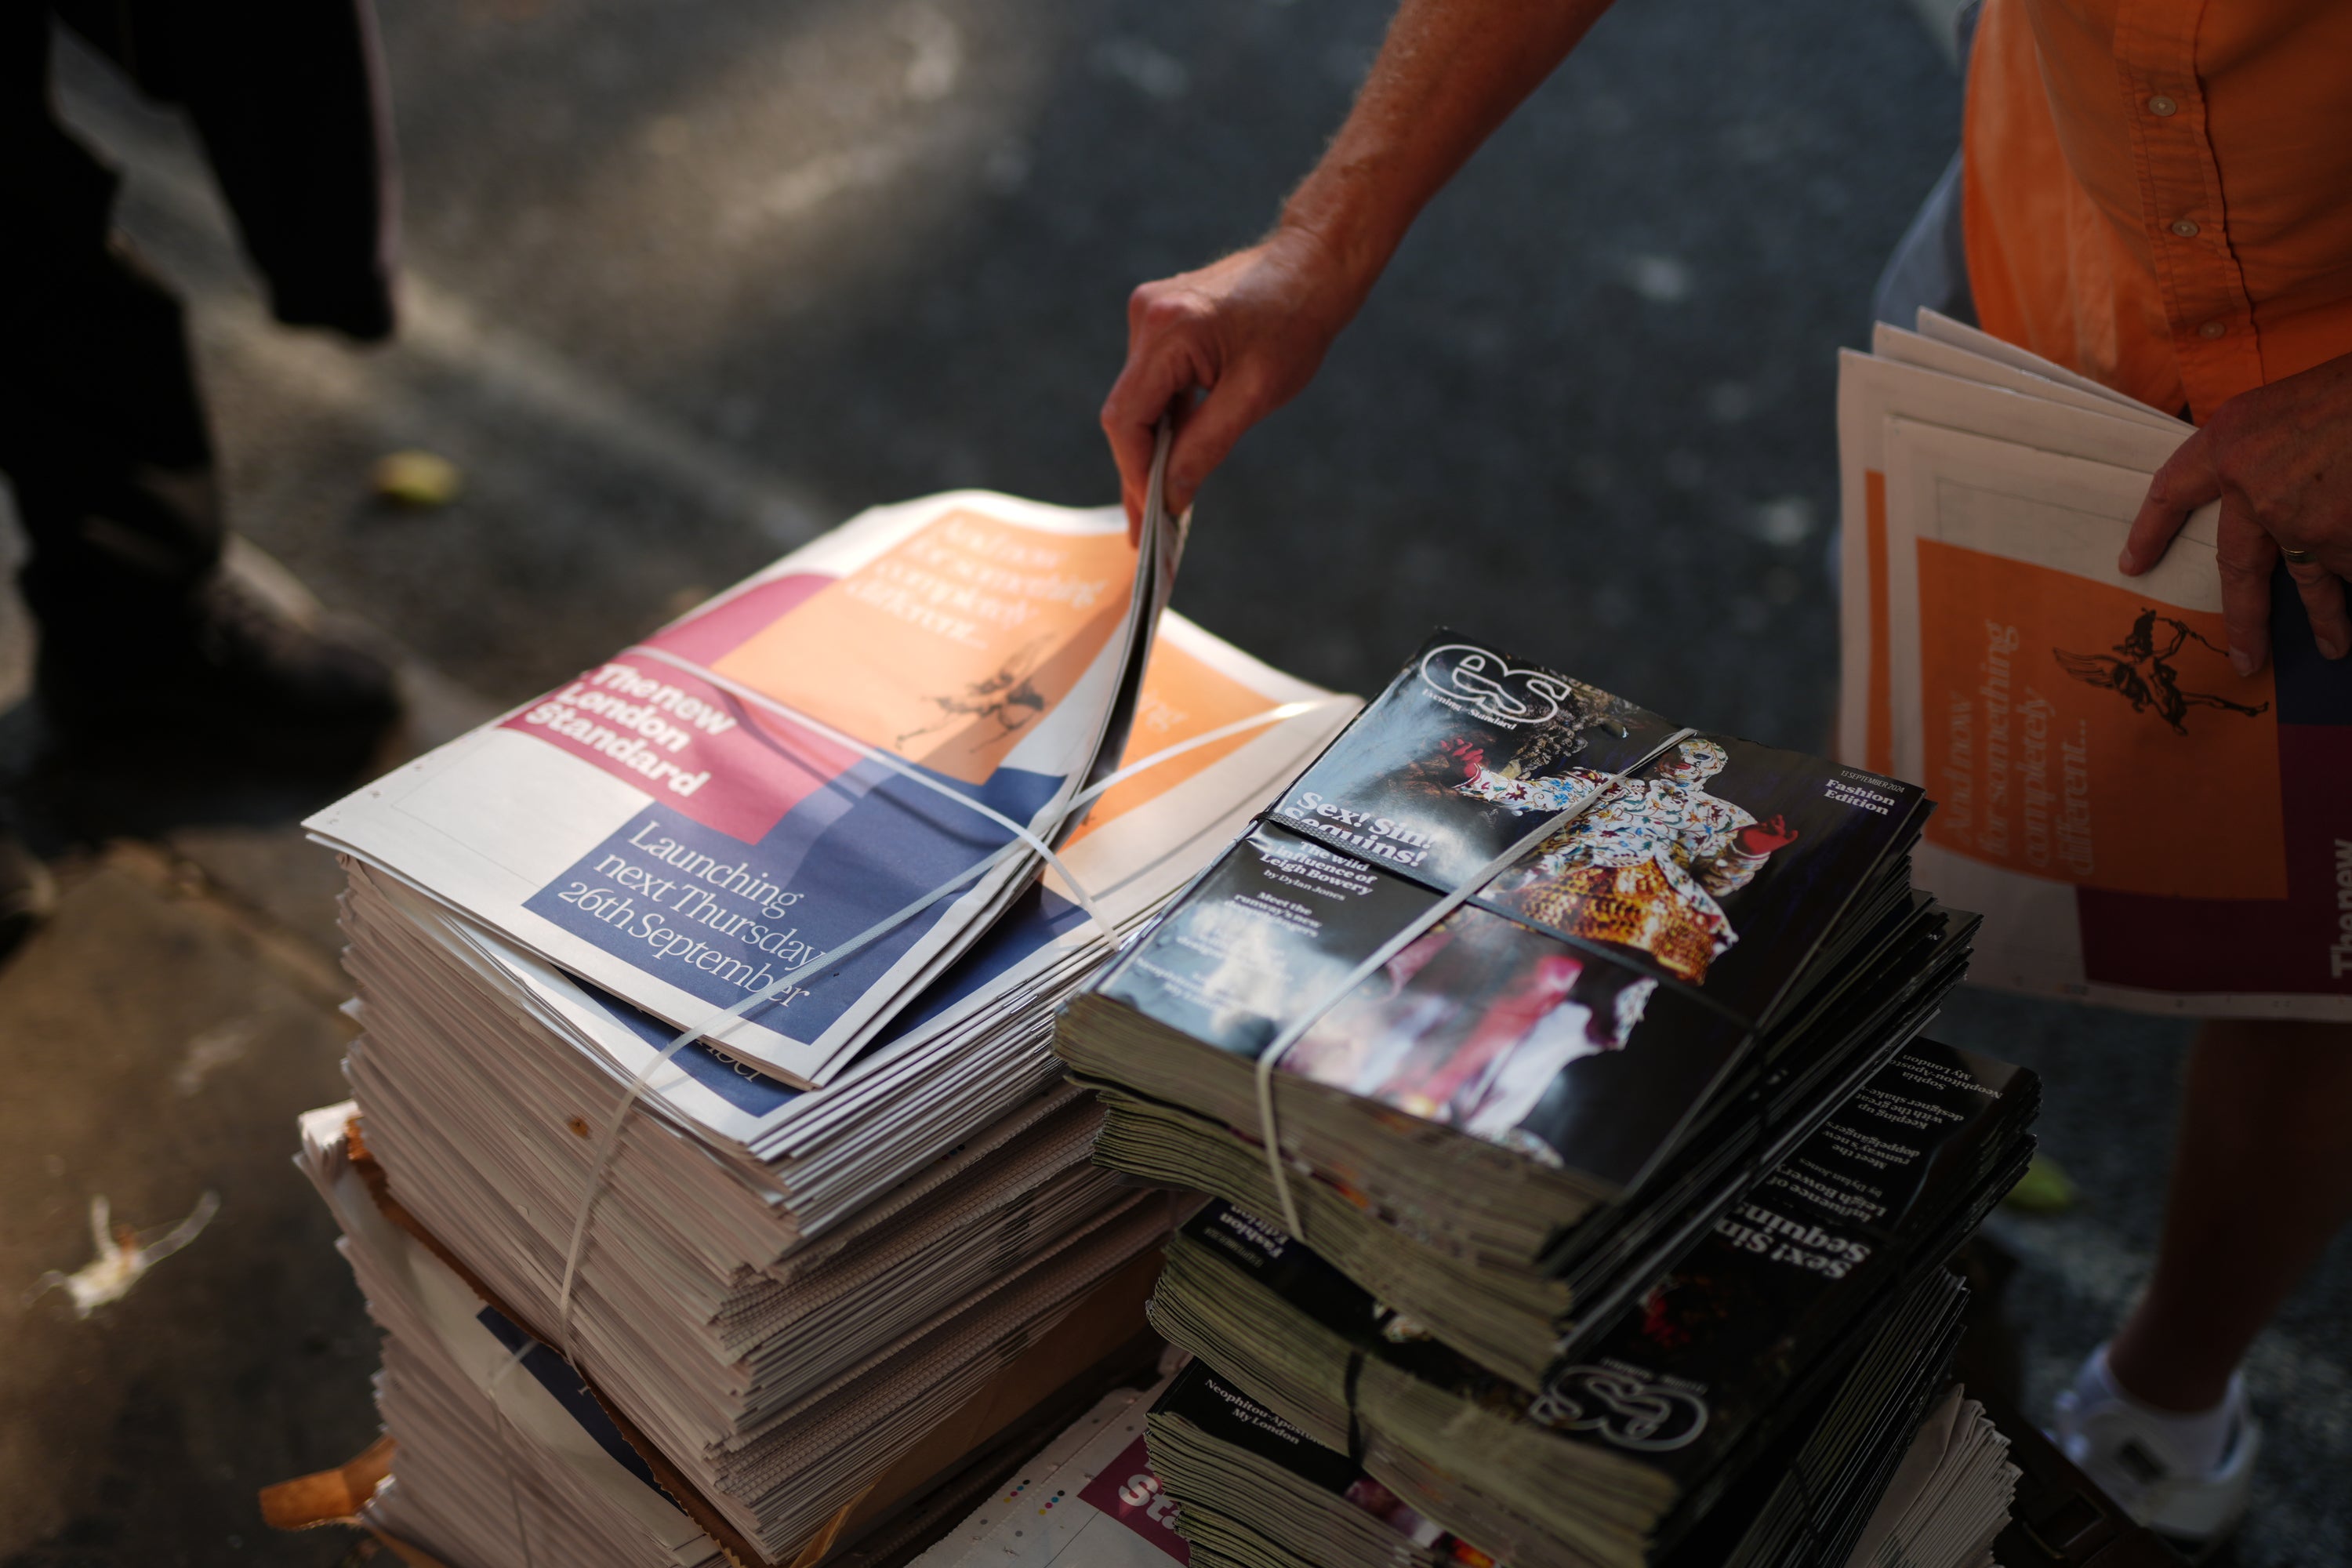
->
xmin=1915 ymin=539 xmax=2283 ymax=899
xmin=1065 ymin=640 xmax=1276 ymax=845
xmin=710 ymin=510 xmax=1131 ymax=784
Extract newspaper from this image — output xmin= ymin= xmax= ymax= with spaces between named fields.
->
xmin=293 ymin=1105 xmax=721 ymax=1567
xmin=1838 ymin=314 xmax=2352 ymax=1018
xmin=347 ymin=609 xmax=1351 ymax=1163
xmin=913 ymin=1377 xmax=1189 ymax=1568
xmin=311 ymin=485 xmax=1185 ymax=1084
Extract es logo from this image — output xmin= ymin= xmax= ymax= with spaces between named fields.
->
xmin=1528 ymin=1365 xmax=1708 ymax=1452
xmin=1417 ymin=644 xmax=1575 ymax=729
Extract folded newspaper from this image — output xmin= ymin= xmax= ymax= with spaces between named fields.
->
xmin=1838 ymin=310 xmax=2352 ymax=1018
xmin=311 ymin=481 xmax=1188 ymax=1085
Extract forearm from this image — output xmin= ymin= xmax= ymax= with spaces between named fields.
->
xmin=1279 ymin=0 xmax=1617 ymax=295
xmin=1101 ymin=0 xmax=1614 ymax=522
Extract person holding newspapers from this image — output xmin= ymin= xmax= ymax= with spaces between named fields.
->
xmin=1102 ymin=0 xmax=2352 ymax=1552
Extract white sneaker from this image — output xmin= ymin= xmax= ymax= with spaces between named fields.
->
xmin=2049 ymin=1350 xmax=2259 ymax=1559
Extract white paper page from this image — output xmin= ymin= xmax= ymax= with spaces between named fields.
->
xmin=1873 ymin=325 xmax=2187 ymax=434
xmin=1915 ymin=309 xmax=2180 ymax=419
xmin=1835 ymin=349 xmax=2189 ymax=765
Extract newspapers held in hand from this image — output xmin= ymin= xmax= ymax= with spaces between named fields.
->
xmin=1838 ymin=310 xmax=2352 ymax=1018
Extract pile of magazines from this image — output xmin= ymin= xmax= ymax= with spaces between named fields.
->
xmin=291 ymin=480 xmax=1358 ymax=1566
xmin=908 ymin=1370 xmax=2020 ymax=1568
xmin=1051 ymin=633 xmax=2040 ymax=1567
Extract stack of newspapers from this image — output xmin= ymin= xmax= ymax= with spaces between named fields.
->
xmin=292 ymin=482 xmax=1357 ymax=1566
xmin=1052 ymin=633 xmax=2039 ymax=1566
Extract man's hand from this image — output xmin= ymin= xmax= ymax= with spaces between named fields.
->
xmin=2119 ymin=350 xmax=2352 ymax=673
xmin=1098 ymin=0 xmax=1617 ymax=537
xmin=1101 ymin=227 xmax=1367 ymax=537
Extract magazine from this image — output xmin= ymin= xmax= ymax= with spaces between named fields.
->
xmin=1140 ymin=1040 xmax=2035 ymax=1568
xmin=1080 ymin=630 xmax=1933 ymax=1196
xmin=1145 ymin=1359 xmax=1494 ymax=1568
xmin=913 ymin=1378 xmax=1190 ymax=1568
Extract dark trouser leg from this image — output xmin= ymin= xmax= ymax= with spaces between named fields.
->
xmin=1 ymin=238 xmax=230 ymax=642
xmin=0 ymin=13 xmax=227 ymax=657
xmin=2 ymin=14 xmax=396 ymax=771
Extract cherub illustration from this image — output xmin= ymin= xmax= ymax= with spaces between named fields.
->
xmin=2053 ymin=608 xmax=2268 ymax=735
xmin=894 ymin=637 xmax=1050 ymax=750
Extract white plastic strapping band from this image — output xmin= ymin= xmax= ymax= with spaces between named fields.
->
xmin=523 ymin=419 xmax=1304 ymax=1372
xmin=1247 ymin=727 xmax=1699 ymax=1239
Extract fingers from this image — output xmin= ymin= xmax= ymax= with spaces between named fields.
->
xmin=2286 ymin=556 xmax=2352 ymax=660
xmin=2121 ymin=426 xmax=2220 ymax=575
xmin=1163 ymin=372 xmax=1276 ymax=518
xmin=2212 ymin=497 xmax=2279 ymax=676
xmin=1102 ymin=317 xmax=1208 ymax=535
xmin=1104 ymin=241 xmax=1345 ymax=533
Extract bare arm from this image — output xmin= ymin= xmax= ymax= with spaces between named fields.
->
xmin=1102 ymin=0 xmax=1617 ymax=530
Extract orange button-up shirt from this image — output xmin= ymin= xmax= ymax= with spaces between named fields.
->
xmin=1962 ymin=0 xmax=2352 ymax=423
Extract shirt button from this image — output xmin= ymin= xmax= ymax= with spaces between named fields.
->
xmin=2170 ymin=219 xmax=2200 ymax=238
xmin=2198 ymin=321 xmax=2227 ymax=339
xmin=2147 ymin=94 xmax=2179 ymax=116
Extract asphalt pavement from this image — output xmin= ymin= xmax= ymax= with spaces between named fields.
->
xmin=3 ymin=0 xmax=2344 ymax=1562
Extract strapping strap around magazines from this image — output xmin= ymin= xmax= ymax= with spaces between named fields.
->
xmin=1245 ymin=728 xmax=1697 ymax=1240
xmin=1341 ymin=1348 xmax=1370 ymax=1466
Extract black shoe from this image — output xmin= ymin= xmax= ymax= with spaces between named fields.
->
xmin=0 ymin=830 xmax=56 ymax=963
xmin=38 ymin=561 xmax=403 ymax=774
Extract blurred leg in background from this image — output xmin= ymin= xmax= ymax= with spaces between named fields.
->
xmin=2054 ymin=1018 xmax=2352 ymax=1550
xmin=0 ymin=0 xmax=408 ymax=956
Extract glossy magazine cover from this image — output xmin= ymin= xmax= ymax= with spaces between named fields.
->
xmin=1097 ymin=633 xmax=1928 ymax=1188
